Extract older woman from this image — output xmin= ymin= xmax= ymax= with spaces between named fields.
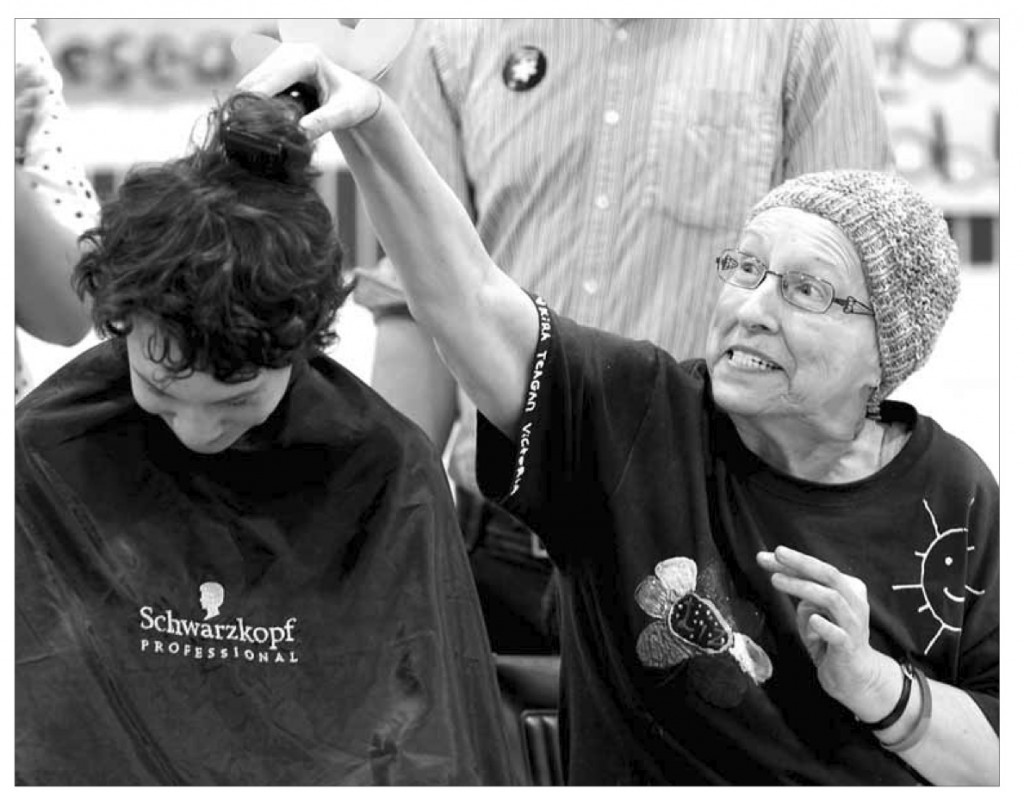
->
xmin=239 ymin=46 xmax=998 ymax=785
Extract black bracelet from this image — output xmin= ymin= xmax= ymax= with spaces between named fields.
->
xmin=858 ymin=658 xmax=914 ymax=731
xmin=880 ymin=663 xmax=933 ymax=753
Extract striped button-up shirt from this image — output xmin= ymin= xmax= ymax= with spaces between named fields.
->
xmin=355 ymin=18 xmax=892 ymax=494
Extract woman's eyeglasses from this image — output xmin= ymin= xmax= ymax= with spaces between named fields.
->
xmin=716 ymin=250 xmax=874 ymax=316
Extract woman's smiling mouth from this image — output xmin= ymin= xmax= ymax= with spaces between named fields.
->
xmin=727 ymin=348 xmax=783 ymax=372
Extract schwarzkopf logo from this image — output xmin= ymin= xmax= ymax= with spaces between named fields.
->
xmin=138 ymin=581 xmax=300 ymax=664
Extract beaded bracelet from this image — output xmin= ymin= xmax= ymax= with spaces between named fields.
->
xmin=880 ymin=663 xmax=933 ymax=753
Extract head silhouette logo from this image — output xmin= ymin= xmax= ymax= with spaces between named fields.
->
xmin=139 ymin=582 xmax=299 ymax=664
xmin=199 ymin=581 xmax=225 ymax=620
xmin=892 ymin=497 xmax=986 ymax=655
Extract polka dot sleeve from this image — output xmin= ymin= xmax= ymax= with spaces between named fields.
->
xmin=15 ymin=19 xmax=100 ymax=235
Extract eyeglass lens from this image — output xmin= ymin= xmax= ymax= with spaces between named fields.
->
xmin=719 ymin=252 xmax=833 ymax=312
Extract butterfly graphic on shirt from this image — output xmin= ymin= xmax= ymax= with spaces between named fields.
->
xmin=634 ymin=557 xmax=773 ymax=696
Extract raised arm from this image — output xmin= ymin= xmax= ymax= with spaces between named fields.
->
xmin=15 ymin=170 xmax=92 ymax=345
xmin=14 ymin=32 xmax=98 ymax=347
xmin=354 ymin=24 xmax=470 ymax=449
xmin=238 ymin=45 xmax=537 ymax=438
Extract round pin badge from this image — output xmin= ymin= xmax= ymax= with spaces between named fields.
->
xmin=502 ymin=46 xmax=547 ymax=91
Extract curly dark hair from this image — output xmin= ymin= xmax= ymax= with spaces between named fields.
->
xmin=73 ymin=91 xmax=353 ymax=382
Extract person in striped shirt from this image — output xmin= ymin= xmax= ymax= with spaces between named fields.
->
xmin=353 ymin=20 xmax=893 ymax=655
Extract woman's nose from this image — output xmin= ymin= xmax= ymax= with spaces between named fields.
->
xmin=734 ymin=277 xmax=783 ymax=333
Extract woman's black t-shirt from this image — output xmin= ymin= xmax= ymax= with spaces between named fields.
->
xmin=478 ymin=296 xmax=999 ymax=785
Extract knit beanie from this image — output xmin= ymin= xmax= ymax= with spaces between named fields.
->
xmin=746 ymin=170 xmax=960 ymax=415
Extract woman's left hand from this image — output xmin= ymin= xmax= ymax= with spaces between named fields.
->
xmin=756 ymin=546 xmax=892 ymax=714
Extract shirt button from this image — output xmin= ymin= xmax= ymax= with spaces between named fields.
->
xmin=615 ymin=27 xmax=628 ymax=42
xmin=594 ymin=194 xmax=610 ymax=210
xmin=603 ymin=109 xmax=620 ymax=126
xmin=583 ymin=278 xmax=599 ymax=295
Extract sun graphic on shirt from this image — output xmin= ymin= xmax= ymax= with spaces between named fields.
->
xmin=892 ymin=497 xmax=986 ymax=655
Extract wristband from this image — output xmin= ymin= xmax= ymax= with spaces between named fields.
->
xmin=859 ymin=657 xmax=914 ymax=731
xmin=880 ymin=664 xmax=933 ymax=753
xmin=15 ymin=144 xmax=26 ymax=166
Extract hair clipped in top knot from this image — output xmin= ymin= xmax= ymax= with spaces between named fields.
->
xmin=218 ymin=89 xmax=318 ymax=184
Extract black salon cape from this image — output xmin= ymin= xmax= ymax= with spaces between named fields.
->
xmin=15 ymin=339 xmax=517 ymax=786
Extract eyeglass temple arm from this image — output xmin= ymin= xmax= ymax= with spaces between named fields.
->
xmin=836 ymin=296 xmax=875 ymax=316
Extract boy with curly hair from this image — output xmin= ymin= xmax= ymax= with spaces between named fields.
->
xmin=15 ymin=92 xmax=516 ymax=786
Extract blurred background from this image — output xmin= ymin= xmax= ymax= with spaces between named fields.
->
xmin=17 ymin=18 xmax=999 ymax=477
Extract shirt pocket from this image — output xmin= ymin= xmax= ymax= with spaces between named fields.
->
xmin=644 ymin=87 xmax=778 ymax=231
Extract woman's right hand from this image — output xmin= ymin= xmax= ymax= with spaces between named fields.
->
xmin=244 ymin=39 xmax=539 ymax=443
xmin=236 ymin=43 xmax=382 ymax=141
